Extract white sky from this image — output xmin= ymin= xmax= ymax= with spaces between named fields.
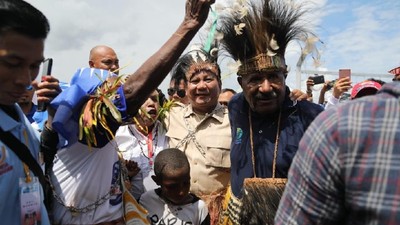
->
xmin=28 ymin=0 xmax=400 ymax=94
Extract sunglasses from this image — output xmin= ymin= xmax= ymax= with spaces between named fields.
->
xmin=219 ymin=101 xmax=229 ymax=106
xmin=167 ymin=88 xmax=186 ymax=98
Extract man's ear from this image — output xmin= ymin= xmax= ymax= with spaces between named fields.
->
xmin=237 ymin=76 xmax=242 ymax=86
xmin=88 ymin=60 xmax=94 ymax=68
xmin=152 ymin=175 xmax=160 ymax=185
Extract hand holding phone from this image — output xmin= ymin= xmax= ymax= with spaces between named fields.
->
xmin=37 ymin=58 xmax=53 ymax=112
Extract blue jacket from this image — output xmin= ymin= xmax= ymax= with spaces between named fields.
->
xmin=229 ymin=87 xmax=324 ymax=197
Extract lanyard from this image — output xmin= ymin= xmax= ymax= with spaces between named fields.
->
xmin=146 ymin=131 xmax=154 ymax=166
xmin=128 ymin=125 xmax=157 ymax=166
xmin=22 ymin=129 xmax=32 ymax=183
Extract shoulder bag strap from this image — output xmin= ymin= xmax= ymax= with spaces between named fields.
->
xmin=0 ymin=127 xmax=46 ymax=189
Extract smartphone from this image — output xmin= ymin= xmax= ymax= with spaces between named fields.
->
xmin=339 ymin=69 xmax=351 ymax=79
xmin=310 ymin=75 xmax=325 ymax=84
xmin=37 ymin=58 xmax=53 ymax=112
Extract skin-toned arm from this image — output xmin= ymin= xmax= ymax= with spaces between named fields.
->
xmin=306 ymin=77 xmax=315 ymax=102
xmin=318 ymin=80 xmax=330 ymax=105
xmin=123 ymin=0 xmax=215 ymax=115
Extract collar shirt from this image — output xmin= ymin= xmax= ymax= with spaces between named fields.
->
xmin=0 ymin=104 xmax=50 ymax=225
xmin=276 ymin=82 xmax=400 ymax=225
xmin=228 ymin=88 xmax=324 ymax=198
xmin=165 ymin=103 xmax=231 ymax=196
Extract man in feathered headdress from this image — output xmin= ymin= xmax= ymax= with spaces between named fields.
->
xmin=217 ymin=0 xmax=323 ymax=224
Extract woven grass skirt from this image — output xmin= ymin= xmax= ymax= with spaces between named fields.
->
xmin=239 ymin=177 xmax=287 ymax=225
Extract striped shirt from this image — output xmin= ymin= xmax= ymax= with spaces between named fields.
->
xmin=275 ymin=82 xmax=400 ymax=225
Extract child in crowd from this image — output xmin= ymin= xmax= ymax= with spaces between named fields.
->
xmin=139 ymin=148 xmax=210 ymax=225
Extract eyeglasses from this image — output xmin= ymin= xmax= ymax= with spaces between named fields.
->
xmin=167 ymin=88 xmax=186 ymax=98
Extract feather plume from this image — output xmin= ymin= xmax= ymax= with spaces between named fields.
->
xmin=218 ymin=0 xmax=314 ymax=66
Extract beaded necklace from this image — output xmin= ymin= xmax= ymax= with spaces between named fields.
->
xmin=249 ymin=108 xmax=282 ymax=178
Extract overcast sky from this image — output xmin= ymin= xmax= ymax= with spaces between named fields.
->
xmin=28 ymin=0 xmax=400 ymax=93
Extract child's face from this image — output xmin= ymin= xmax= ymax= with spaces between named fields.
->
xmin=159 ymin=167 xmax=191 ymax=205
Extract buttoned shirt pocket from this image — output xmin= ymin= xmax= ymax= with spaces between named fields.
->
xmin=205 ymin=137 xmax=231 ymax=168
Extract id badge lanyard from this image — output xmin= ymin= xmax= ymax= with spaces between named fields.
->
xmin=19 ymin=129 xmax=42 ymax=224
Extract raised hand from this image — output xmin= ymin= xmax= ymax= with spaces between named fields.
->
xmin=125 ymin=160 xmax=141 ymax=179
xmin=332 ymin=77 xmax=352 ymax=99
xmin=184 ymin=0 xmax=216 ymax=29
xmin=306 ymin=77 xmax=315 ymax=91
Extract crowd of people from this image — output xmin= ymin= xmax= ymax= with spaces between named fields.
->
xmin=1 ymin=0 xmax=399 ymax=225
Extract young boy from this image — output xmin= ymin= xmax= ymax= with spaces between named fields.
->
xmin=139 ymin=148 xmax=210 ymax=225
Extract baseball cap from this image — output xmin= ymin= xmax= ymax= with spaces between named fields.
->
xmin=351 ymin=81 xmax=382 ymax=99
